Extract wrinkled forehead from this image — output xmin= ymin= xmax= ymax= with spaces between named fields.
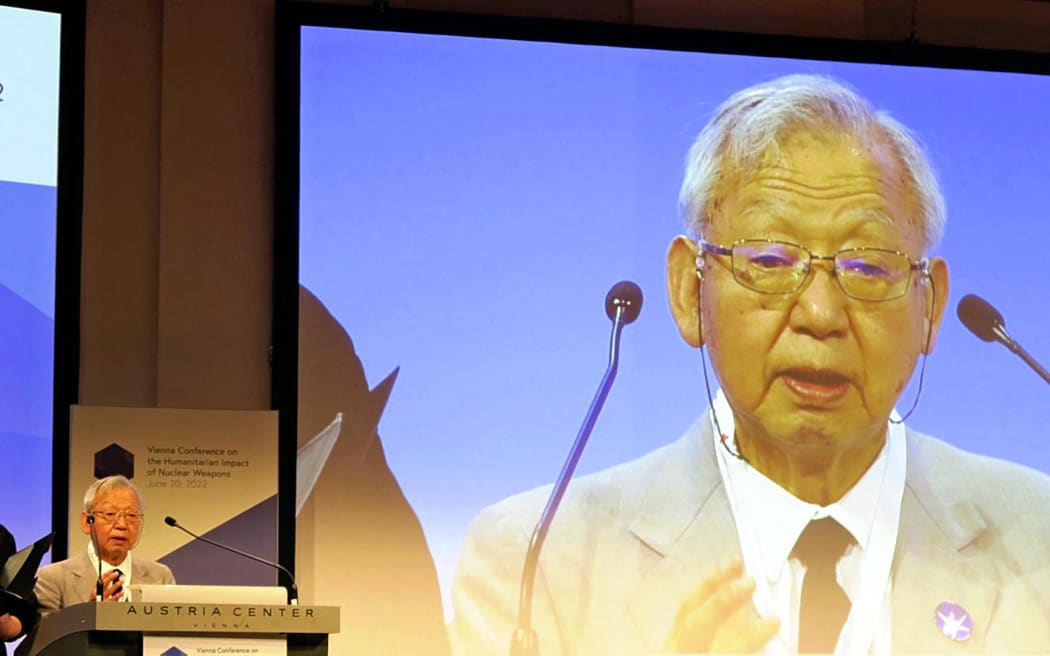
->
xmin=93 ymin=485 xmax=143 ymax=510
xmin=709 ymin=127 xmax=924 ymax=242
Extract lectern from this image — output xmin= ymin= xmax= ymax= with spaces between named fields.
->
xmin=16 ymin=600 xmax=339 ymax=656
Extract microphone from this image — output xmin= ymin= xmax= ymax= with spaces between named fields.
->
xmin=605 ymin=280 xmax=643 ymax=325
xmin=87 ymin=513 xmax=104 ymax=601
xmin=164 ymin=516 xmax=299 ymax=604
xmin=957 ymin=294 xmax=1050 ymax=384
xmin=510 ymin=281 xmax=643 ymax=656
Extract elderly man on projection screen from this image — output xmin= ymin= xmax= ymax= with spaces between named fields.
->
xmin=449 ymin=74 xmax=1050 ymax=655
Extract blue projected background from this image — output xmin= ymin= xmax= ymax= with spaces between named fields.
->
xmin=0 ymin=7 xmax=60 ymax=652
xmin=301 ymin=29 xmax=1050 ymax=616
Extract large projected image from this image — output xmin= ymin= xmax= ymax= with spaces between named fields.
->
xmin=296 ymin=24 xmax=1050 ymax=634
xmin=0 ymin=3 xmax=61 ymax=654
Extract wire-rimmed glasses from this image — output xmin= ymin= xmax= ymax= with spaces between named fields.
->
xmin=696 ymin=238 xmax=928 ymax=302
xmin=90 ymin=510 xmax=144 ymax=525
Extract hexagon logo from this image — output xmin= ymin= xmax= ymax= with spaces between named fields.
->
xmin=94 ymin=442 xmax=134 ymax=479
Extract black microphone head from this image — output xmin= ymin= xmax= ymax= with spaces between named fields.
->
xmin=164 ymin=516 xmax=178 ymax=527
xmin=605 ymin=281 xmax=643 ymax=325
xmin=957 ymin=293 xmax=1005 ymax=343
xmin=87 ymin=514 xmax=95 ymax=525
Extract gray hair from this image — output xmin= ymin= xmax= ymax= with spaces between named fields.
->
xmin=82 ymin=475 xmax=145 ymax=512
xmin=678 ymin=74 xmax=946 ymax=251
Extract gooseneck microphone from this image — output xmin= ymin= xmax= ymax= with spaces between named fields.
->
xmin=509 ymin=281 xmax=643 ymax=656
xmin=164 ymin=516 xmax=300 ymax=605
xmin=957 ymin=294 xmax=1050 ymax=385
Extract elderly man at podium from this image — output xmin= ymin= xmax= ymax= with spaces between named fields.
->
xmin=34 ymin=476 xmax=174 ymax=612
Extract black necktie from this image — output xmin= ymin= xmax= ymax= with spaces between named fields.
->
xmin=112 ymin=568 xmax=125 ymax=599
xmin=793 ymin=517 xmax=855 ymax=654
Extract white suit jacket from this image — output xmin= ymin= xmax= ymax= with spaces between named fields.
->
xmin=449 ymin=416 xmax=1050 ymax=655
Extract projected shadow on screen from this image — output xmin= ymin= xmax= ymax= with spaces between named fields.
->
xmin=296 ymin=285 xmax=450 ymax=656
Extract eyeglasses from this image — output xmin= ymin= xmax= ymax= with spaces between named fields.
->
xmin=90 ymin=510 xmax=144 ymax=525
xmin=697 ymin=238 xmax=928 ymax=302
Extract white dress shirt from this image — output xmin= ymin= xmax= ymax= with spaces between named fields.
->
xmin=711 ymin=390 xmax=907 ymax=655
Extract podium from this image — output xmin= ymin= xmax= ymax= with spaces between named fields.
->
xmin=17 ymin=600 xmax=340 ymax=656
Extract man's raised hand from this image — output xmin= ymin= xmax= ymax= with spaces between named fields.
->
xmin=662 ymin=557 xmax=779 ymax=654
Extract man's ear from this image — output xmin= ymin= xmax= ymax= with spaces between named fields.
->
xmin=79 ymin=512 xmax=93 ymax=536
xmin=667 ymin=235 xmax=703 ymax=348
xmin=921 ymin=256 xmax=950 ymax=355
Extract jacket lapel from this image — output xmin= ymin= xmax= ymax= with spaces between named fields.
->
xmin=132 ymin=557 xmax=150 ymax=583
xmin=891 ymin=431 xmax=1000 ymax=653
xmin=626 ymin=418 xmax=742 ymax=651
xmin=68 ymin=549 xmax=100 ymax=604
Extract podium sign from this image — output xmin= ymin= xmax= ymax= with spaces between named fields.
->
xmin=19 ymin=602 xmax=340 ymax=656
xmin=96 ymin=601 xmax=336 ymax=632
xmin=143 ymin=634 xmax=284 ymax=656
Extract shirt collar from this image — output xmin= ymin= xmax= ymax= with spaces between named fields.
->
xmin=87 ymin=541 xmax=133 ymax=577
xmin=711 ymin=389 xmax=904 ymax=581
